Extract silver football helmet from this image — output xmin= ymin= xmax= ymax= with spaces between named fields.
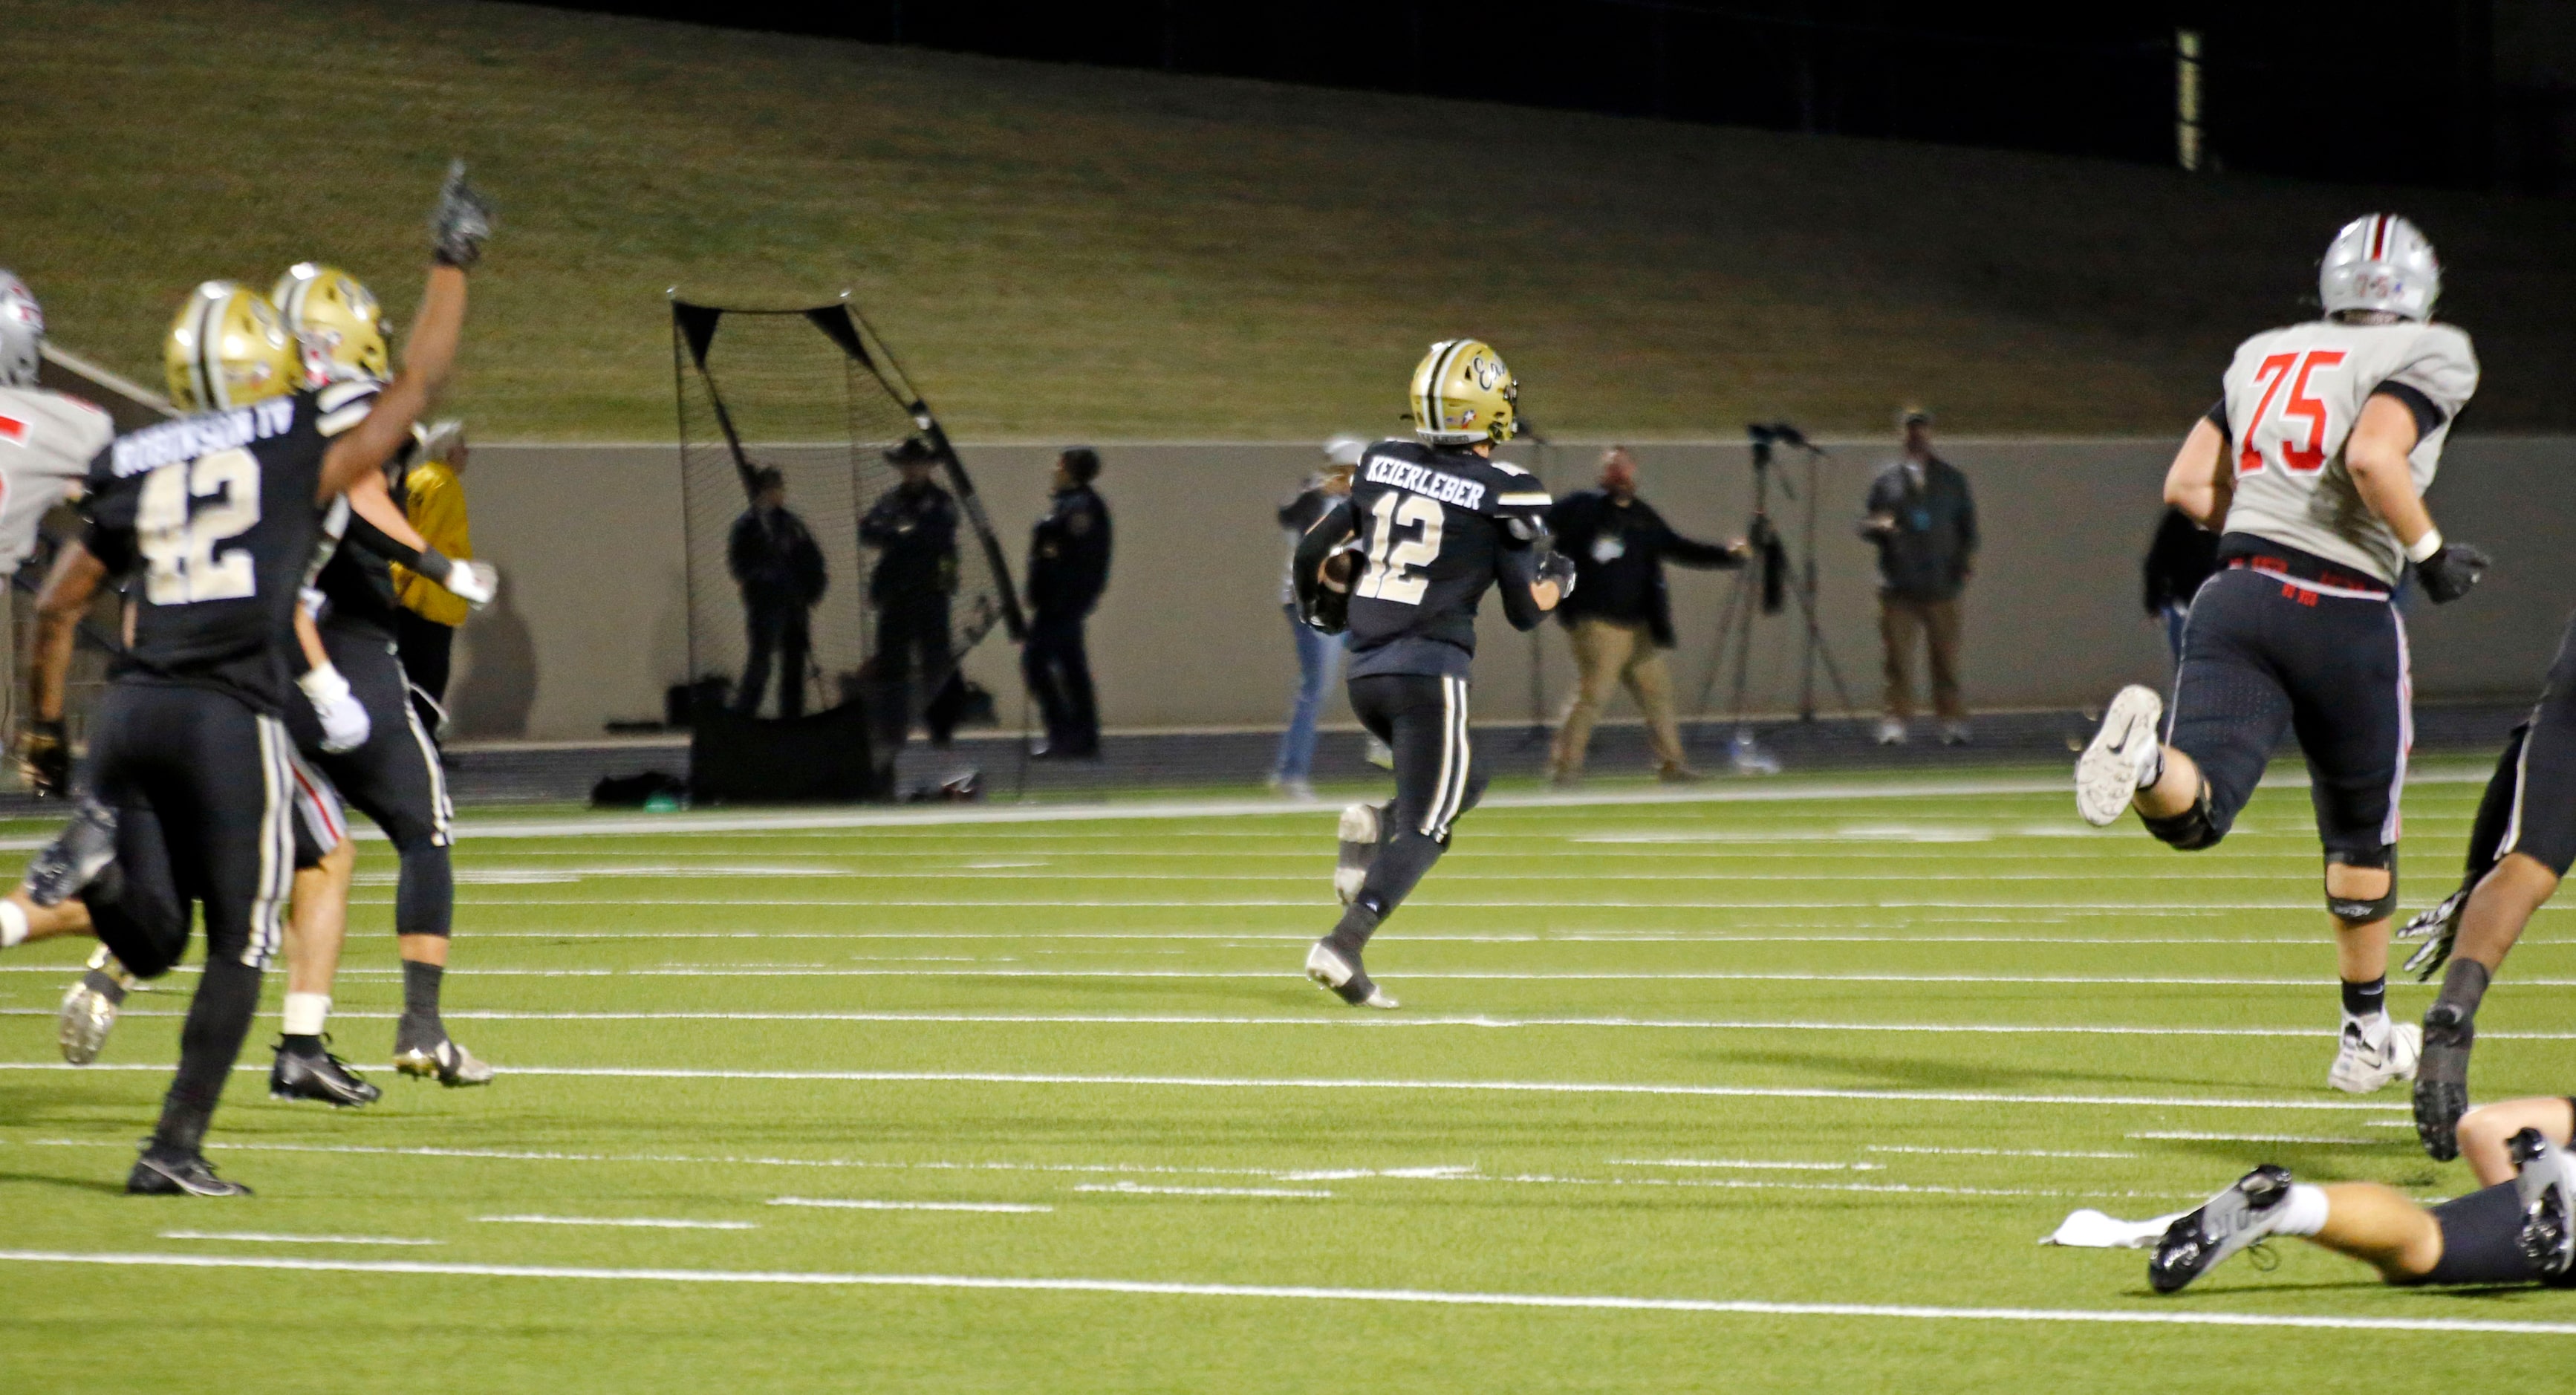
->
xmin=2320 ymin=214 xmax=2440 ymax=322
xmin=0 ymin=271 xmax=42 ymax=388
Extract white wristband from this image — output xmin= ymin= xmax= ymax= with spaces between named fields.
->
xmin=2406 ymin=530 xmax=2444 ymax=565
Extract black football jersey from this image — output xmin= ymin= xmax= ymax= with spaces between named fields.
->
xmin=84 ymin=380 xmax=378 ymax=714
xmin=1344 ymin=439 xmax=1552 ymax=680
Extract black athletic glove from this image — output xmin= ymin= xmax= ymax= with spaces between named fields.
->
xmin=1534 ymin=549 xmax=1578 ymax=598
xmin=429 ymin=160 xmax=493 ymax=270
xmin=19 ymin=718 xmax=67 ymax=799
xmin=2418 ymin=542 xmax=2489 ymax=605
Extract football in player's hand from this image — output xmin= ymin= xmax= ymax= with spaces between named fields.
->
xmin=1321 ymin=547 xmax=1356 ymax=593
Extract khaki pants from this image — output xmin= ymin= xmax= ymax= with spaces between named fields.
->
xmin=1880 ymin=594 xmax=1965 ymax=721
xmin=1549 ymin=617 xmax=1688 ymax=779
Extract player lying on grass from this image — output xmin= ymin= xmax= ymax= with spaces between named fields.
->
xmin=1290 ymin=339 xmax=1570 ymax=1008
xmin=2393 ymin=614 xmax=2576 ymax=1162
xmin=2148 ymin=1096 xmax=2576 ymax=1293
xmin=2075 ymin=213 xmax=2486 ymax=1095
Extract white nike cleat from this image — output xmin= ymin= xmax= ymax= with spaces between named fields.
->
xmin=1304 ymin=940 xmax=1398 ymax=1009
xmin=2075 ymin=685 xmax=2164 ymax=827
xmin=2511 ymin=1128 xmax=2576 ymax=1280
xmin=1333 ymin=802 xmax=1382 ymax=905
xmin=2326 ymin=1016 xmax=2421 ymax=1094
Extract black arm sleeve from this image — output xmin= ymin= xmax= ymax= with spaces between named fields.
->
xmin=1654 ymin=516 xmax=1744 ymax=570
xmin=346 ymin=508 xmax=428 ymax=570
xmin=1495 ymin=544 xmax=1544 ymax=632
xmin=1289 ymin=500 xmax=1356 ymax=632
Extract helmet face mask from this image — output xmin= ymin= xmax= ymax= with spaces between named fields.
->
xmin=165 ymin=281 xmax=298 ymax=412
xmin=0 ymin=272 xmax=42 ymax=389
xmin=273 ymin=262 xmax=389 ymax=386
xmin=1410 ymin=338 xmax=1519 ymax=446
xmin=2320 ymin=214 xmax=2440 ymax=323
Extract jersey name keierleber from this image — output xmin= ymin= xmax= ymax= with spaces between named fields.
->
xmin=0 ymin=386 xmax=114 ymax=576
xmin=85 ymin=380 xmax=377 ymax=714
xmin=1344 ymin=440 xmax=1550 ymax=680
xmin=2221 ymin=319 xmax=2479 ymax=585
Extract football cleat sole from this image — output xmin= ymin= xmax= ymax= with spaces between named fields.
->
xmin=2512 ymin=1128 xmax=2576 ymax=1280
xmin=2413 ymin=1006 xmax=2474 ymax=1162
xmin=1304 ymin=940 xmax=1397 ymax=1010
xmin=2075 ymin=686 xmax=2163 ymax=827
xmin=57 ymin=947 xmax=131 ymax=1066
xmin=2150 ymin=1164 xmax=2294 ymax=1294
xmin=25 ymin=796 xmax=121 ymax=908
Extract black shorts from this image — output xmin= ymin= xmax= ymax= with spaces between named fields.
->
xmin=2167 ymin=546 xmax=2410 ymax=862
xmin=284 ymin=624 xmax=453 ymax=853
xmin=1348 ymin=672 xmax=1485 ymax=842
xmin=2404 ymin=1179 xmax=2576 ymax=1288
xmin=79 ymin=680 xmax=301 ymax=979
xmin=2488 ymin=611 xmax=2576 ymax=878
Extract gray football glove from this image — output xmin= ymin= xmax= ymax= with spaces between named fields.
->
xmin=429 ymin=160 xmax=493 ymax=270
xmin=1535 ymin=549 xmax=1578 ymax=597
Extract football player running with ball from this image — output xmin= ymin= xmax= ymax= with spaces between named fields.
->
xmin=2071 ymin=216 xmax=2473 ymax=1091
xmin=12 ymin=163 xmax=491 ymax=1194
xmin=1292 ymin=339 xmax=1572 ymax=1008
xmin=2075 ymin=214 xmax=2485 ymax=1093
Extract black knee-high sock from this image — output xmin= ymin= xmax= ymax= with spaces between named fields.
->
xmin=2460 ymin=727 xmax=2526 ymax=893
xmin=403 ymin=960 xmax=445 ymax=1026
xmin=396 ymin=842 xmax=454 ymax=940
xmin=1331 ymin=829 xmax=1450 ymax=953
xmin=151 ymin=958 xmax=262 ymax=1157
xmin=2433 ymin=959 xmax=2493 ymax=1024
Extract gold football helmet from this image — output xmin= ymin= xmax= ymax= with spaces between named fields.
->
xmin=1409 ymin=338 xmax=1518 ymax=446
xmin=273 ymin=262 xmax=388 ymax=384
xmin=164 ymin=281 xmax=298 ymax=412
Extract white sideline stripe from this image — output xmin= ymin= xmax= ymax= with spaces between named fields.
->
xmin=1076 ymin=1183 xmax=1333 ymax=1199
xmin=2127 ymin=1131 xmax=2380 ymax=1145
xmin=361 ymin=897 xmax=2355 ymax=910
xmin=770 ymin=1198 xmax=1053 ymax=1214
xmin=0 ymin=1061 xmax=2407 ymax=1111
xmin=0 ymin=966 xmax=2502 ymax=987
xmin=475 ymin=1215 xmax=756 ymax=1230
xmin=162 ymin=1230 xmax=440 ymax=1246
xmin=1609 ymin=1158 xmax=1881 ymax=1171
xmin=1866 ymin=1146 xmax=2137 ymax=1160
xmin=0 ymin=1250 xmax=2565 ymax=1336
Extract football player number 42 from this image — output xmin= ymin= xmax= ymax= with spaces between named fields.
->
xmin=138 ymin=448 xmax=262 ymax=604
xmin=2237 ymin=349 xmax=2346 ymax=476
xmin=1356 ymin=492 xmax=1443 ymax=605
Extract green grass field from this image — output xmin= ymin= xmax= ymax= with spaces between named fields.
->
xmin=2 ymin=764 xmax=2572 ymax=1391
xmin=14 ymin=0 xmax=2576 ymax=438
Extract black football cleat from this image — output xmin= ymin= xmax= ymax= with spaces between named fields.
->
xmin=127 ymin=1147 xmax=252 ymax=1197
xmin=2413 ymin=1004 xmax=2475 ymax=1162
xmin=25 ymin=795 xmax=120 ymax=908
xmin=270 ymin=1039 xmax=382 ymax=1107
xmin=2150 ymin=1164 xmax=2295 ymax=1294
xmin=1304 ymin=938 xmax=1397 ymax=1009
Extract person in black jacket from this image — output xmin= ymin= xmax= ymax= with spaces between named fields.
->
xmin=1024 ymin=447 xmax=1111 ymax=758
xmin=1545 ymin=447 xmax=1747 ymax=784
xmin=1858 ymin=409 xmax=1977 ymax=745
xmin=2143 ymin=505 xmax=2222 ymax=663
xmin=726 ymin=466 xmax=827 ymax=719
xmin=859 ymin=438 xmax=963 ymax=747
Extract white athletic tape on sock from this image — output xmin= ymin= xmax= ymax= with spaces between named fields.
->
xmin=2276 ymin=1183 xmax=2331 ymax=1238
xmin=0 ymin=901 xmax=25 ymax=949
xmin=281 ymin=993 xmax=331 ymax=1037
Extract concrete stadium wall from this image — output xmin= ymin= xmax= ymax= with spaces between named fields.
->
xmin=452 ymin=438 xmax=2576 ymax=741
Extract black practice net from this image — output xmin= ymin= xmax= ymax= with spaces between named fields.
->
xmin=672 ymin=299 xmax=1020 ymax=752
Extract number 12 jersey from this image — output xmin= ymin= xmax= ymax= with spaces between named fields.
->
xmin=1344 ymin=439 xmax=1552 ymax=680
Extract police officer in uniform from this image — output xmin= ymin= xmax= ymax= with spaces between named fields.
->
xmin=2075 ymin=214 xmax=2485 ymax=1096
xmin=859 ymin=438 xmax=962 ymax=750
xmin=1024 ymin=446 xmax=1110 ymax=758
xmin=1294 ymin=339 xmax=1572 ymax=1008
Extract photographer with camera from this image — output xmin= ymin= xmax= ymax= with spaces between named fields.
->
xmin=1545 ymin=446 xmax=1749 ymax=784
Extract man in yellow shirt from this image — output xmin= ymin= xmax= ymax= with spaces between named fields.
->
xmin=391 ymin=420 xmax=472 ymax=735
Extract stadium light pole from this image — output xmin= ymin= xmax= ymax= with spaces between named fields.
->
xmin=2176 ymin=29 xmax=2205 ymax=172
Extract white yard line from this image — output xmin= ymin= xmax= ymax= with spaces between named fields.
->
xmin=0 ymin=1249 xmax=2562 ymax=1336
xmin=2126 ymin=1131 xmax=2381 ymax=1146
xmin=769 ymin=1198 xmax=1053 ymax=1214
xmin=1866 ymin=1146 xmax=2138 ymax=1160
xmin=0 ymin=1061 xmax=2411 ymax=1111
xmin=1607 ymin=1159 xmax=1881 ymax=1171
xmin=1076 ymin=1183 xmax=1333 ymax=1199
xmin=474 ymin=1215 xmax=756 ymax=1230
xmin=161 ymin=1230 xmax=440 ymax=1246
